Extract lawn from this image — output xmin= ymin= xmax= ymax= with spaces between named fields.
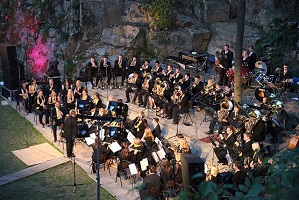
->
xmin=0 ymin=161 xmax=115 ymax=200
xmin=0 ymin=99 xmax=116 ymax=200
xmin=0 ymin=101 xmax=50 ymax=176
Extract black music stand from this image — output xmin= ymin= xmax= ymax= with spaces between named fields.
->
xmin=200 ymin=106 xmax=214 ymax=125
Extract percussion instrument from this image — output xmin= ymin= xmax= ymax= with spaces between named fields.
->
xmin=255 ymin=61 xmax=268 ymax=75
xmin=255 ymin=73 xmax=266 ymax=86
xmin=226 ymin=64 xmax=250 ymax=84
xmin=288 ymin=135 xmax=299 ymax=149
xmin=254 ymin=87 xmax=274 ymax=102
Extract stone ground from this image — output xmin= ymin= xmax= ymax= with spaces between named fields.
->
xmin=1 ymin=68 xmax=298 ymax=199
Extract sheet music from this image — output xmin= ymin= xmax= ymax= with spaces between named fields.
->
xmin=154 ymin=137 xmax=163 ymax=149
xmin=99 ymin=129 xmax=105 ymax=141
xmin=90 ymin=133 xmax=96 ymax=139
xmin=152 ymin=152 xmax=159 ymax=162
xmin=129 ymin=163 xmax=138 ymax=175
xmin=157 ymin=148 xmax=166 ymax=159
xmin=85 ymin=137 xmax=95 ymax=146
xmin=108 ymin=142 xmax=122 ymax=153
xmin=140 ymin=158 xmax=149 ymax=171
xmin=127 ymin=131 xmax=136 ymax=144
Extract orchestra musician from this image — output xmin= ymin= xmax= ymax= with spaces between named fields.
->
xmin=137 ymin=74 xmax=154 ymax=107
xmin=151 ymin=117 xmax=162 ymax=139
xmin=173 ymin=68 xmax=183 ymax=85
xmin=45 ymin=89 xmax=61 ymax=126
xmin=206 ymin=108 xmax=229 ymax=135
xmin=86 ymin=56 xmax=98 ymax=88
xmin=125 ymin=71 xmax=143 ymax=104
xmin=28 ymin=78 xmax=38 ymax=113
xmin=219 ymin=125 xmax=237 ymax=161
xmin=74 ymin=80 xmax=84 ymax=100
xmin=219 ymin=44 xmax=233 ymax=86
xmin=61 ymin=78 xmax=73 ymax=103
xmin=127 ymin=56 xmax=141 ymax=76
xmin=51 ymin=100 xmax=66 ymax=142
xmin=248 ymin=117 xmax=266 ymax=143
xmin=114 ymin=54 xmax=127 ymax=87
xmin=18 ymin=81 xmax=29 ymax=113
xmin=132 ymin=111 xmax=148 ymax=139
xmin=77 ymin=88 xmax=92 ymax=115
xmin=44 ymin=78 xmax=59 ymax=99
xmin=139 ymin=165 xmax=161 ymax=200
xmin=152 ymin=60 xmax=163 ymax=78
xmin=64 ymin=89 xmax=76 ymax=113
xmin=179 ymin=73 xmax=191 ymax=90
xmin=172 ymin=89 xmax=190 ymax=124
xmin=164 ymin=86 xmax=181 ymax=120
xmin=153 ymin=80 xmax=171 ymax=113
xmin=141 ymin=127 xmax=156 ymax=151
xmin=90 ymin=92 xmax=103 ymax=115
xmin=129 ymin=138 xmax=145 ymax=170
xmin=162 ymin=65 xmax=174 ymax=81
xmin=99 ymin=56 xmax=112 ymax=88
xmin=34 ymin=89 xmax=46 ymax=127
xmin=191 ymin=75 xmax=204 ymax=95
xmin=234 ymin=132 xmax=253 ymax=161
xmin=223 ymin=84 xmax=233 ymax=99
xmin=280 ymin=63 xmax=293 ymax=91
xmin=229 ymin=106 xmax=246 ymax=141
xmin=140 ymin=60 xmax=152 ymax=76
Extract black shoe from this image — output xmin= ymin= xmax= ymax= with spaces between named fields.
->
xmin=125 ymin=100 xmax=130 ymax=103
xmin=172 ymin=121 xmax=178 ymax=124
xmin=167 ymin=117 xmax=172 ymax=119
xmin=54 ymin=139 xmax=57 ymax=142
xmin=138 ymin=104 xmax=142 ymax=107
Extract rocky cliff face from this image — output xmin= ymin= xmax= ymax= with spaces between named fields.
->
xmin=0 ymin=0 xmax=298 ymax=78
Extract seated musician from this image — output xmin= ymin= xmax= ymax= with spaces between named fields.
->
xmin=91 ymin=137 xmax=112 ymax=173
xmin=77 ymin=88 xmax=92 ymax=115
xmin=140 ymin=60 xmax=152 ymax=75
xmin=179 ymin=73 xmax=191 ymax=90
xmin=18 ymin=81 xmax=30 ymax=113
xmin=125 ymin=71 xmax=143 ymax=104
xmin=280 ymin=63 xmax=293 ymax=91
xmin=129 ymin=138 xmax=144 ymax=170
xmin=114 ymin=54 xmax=127 ymax=87
xmin=90 ymin=92 xmax=103 ymax=115
xmin=219 ymin=125 xmax=237 ymax=161
xmin=206 ymin=108 xmax=229 ymax=135
xmin=61 ymin=78 xmax=73 ymax=102
xmin=152 ymin=117 xmax=162 ymax=139
xmin=132 ymin=111 xmax=148 ymax=139
xmin=162 ymin=65 xmax=174 ymax=81
xmin=74 ymin=80 xmax=84 ymax=100
xmin=223 ymin=84 xmax=233 ymax=99
xmin=152 ymin=60 xmax=163 ymax=78
xmin=229 ymin=106 xmax=246 ymax=141
xmin=173 ymin=68 xmax=183 ymax=85
xmin=139 ymin=165 xmax=161 ymax=200
xmin=141 ymin=128 xmax=156 ymax=151
xmin=234 ymin=132 xmax=253 ymax=162
xmin=210 ymin=83 xmax=224 ymax=111
xmin=34 ymin=89 xmax=46 ymax=127
xmin=65 ymin=89 xmax=76 ymax=113
xmin=116 ymin=98 xmax=128 ymax=121
xmin=172 ymin=89 xmax=190 ymax=124
xmin=127 ymin=56 xmax=141 ymax=75
xmin=191 ymin=75 xmax=204 ymax=95
xmin=160 ymin=158 xmax=173 ymax=188
xmin=177 ymin=134 xmax=190 ymax=153
xmin=117 ymin=147 xmax=131 ymax=172
xmin=232 ymin=161 xmax=247 ymax=187
xmin=137 ymin=74 xmax=154 ymax=107
xmin=153 ymin=81 xmax=171 ymax=113
xmin=164 ymin=86 xmax=181 ymax=119
xmin=51 ymin=100 xmax=66 ymax=142
xmin=260 ymin=97 xmax=269 ymax=110
xmin=99 ymin=56 xmax=112 ymax=88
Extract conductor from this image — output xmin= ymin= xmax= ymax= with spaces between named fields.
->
xmin=64 ymin=109 xmax=78 ymax=158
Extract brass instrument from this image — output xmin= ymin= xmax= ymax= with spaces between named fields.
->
xmin=218 ymin=109 xmax=229 ymax=121
xmin=269 ymin=100 xmax=284 ymax=113
xmin=127 ymin=73 xmax=136 ymax=84
xmin=245 ymin=108 xmax=261 ymax=133
xmin=142 ymin=79 xmax=150 ymax=91
xmin=220 ymin=96 xmax=233 ymax=111
xmin=144 ymin=73 xmax=152 ymax=80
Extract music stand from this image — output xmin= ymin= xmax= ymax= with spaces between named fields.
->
xmin=200 ymin=106 xmax=214 ymax=125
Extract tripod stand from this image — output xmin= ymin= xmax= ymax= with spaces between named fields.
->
xmin=200 ymin=107 xmax=212 ymax=125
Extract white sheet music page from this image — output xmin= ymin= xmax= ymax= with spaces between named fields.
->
xmin=129 ymin=163 xmax=138 ymax=175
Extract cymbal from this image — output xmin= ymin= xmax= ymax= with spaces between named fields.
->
xmin=255 ymin=61 xmax=266 ymax=69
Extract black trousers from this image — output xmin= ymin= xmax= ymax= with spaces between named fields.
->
xmin=52 ymin=118 xmax=63 ymax=141
xmin=66 ymin=138 xmax=74 ymax=157
xmin=219 ymin=68 xmax=228 ymax=86
xmin=125 ymin=87 xmax=140 ymax=102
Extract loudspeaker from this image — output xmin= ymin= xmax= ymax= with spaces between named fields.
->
xmin=181 ymin=154 xmax=205 ymax=193
xmin=0 ymin=43 xmax=23 ymax=90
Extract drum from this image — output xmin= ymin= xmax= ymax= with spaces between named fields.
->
xmin=227 ymin=68 xmax=234 ymax=83
xmin=255 ymin=73 xmax=266 ymax=86
xmin=267 ymin=75 xmax=279 ymax=87
xmin=254 ymin=87 xmax=273 ymax=102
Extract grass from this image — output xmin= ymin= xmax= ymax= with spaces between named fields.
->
xmin=0 ymin=101 xmax=50 ymax=176
xmin=0 ymin=162 xmax=115 ymax=200
xmin=0 ymin=100 xmax=116 ymax=200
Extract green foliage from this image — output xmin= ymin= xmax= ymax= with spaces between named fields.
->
xmin=64 ymin=58 xmax=76 ymax=78
xmin=150 ymin=0 xmax=176 ymax=30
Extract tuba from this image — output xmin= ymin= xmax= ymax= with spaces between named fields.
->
xmin=245 ymin=108 xmax=261 ymax=133
xmin=220 ymin=96 xmax=233 ymax=111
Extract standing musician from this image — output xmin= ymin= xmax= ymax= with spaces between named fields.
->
xmin=99 ymin=56 xmax=112 ymax=88
xmin=248 ymin=46 xmax=257 ymax=73
xmin=51 ymin=100 xmax=66 ymax=142
xmin=151 ymin=117 xmax=162 ymax=139
xmin=125 ymin=71 xmax=143 ymax=104
xmin=172 ymin=89 xmax=190 ymax=124
xmin=28 ymin=78 xmax=38 ymax=113
xmin=18 ymin=81 xmax=29 ymax=113
xmin=152 ymin=60 xmax=163 ymax=78
xmin=45 ymin=89 xmax=61 ymax=126
xmin=34 ymin=89 xmax=46 ymax=127
xmin=63 ymin=109 xmax=78 ymax=158
xmin=229 ymin=106 xmax=246 ymax=141
xmin=114 ymin=54 xmax=127 ymax=87
xmin=132 ymin=111 xmax=148 ymax=139
xmin=65 ymin=89 xmax=76 ymax=113
xmin=219 ymin=44 xmax=233 ymax=86
xmin=86 ymin=56 xmax=98 ymax=88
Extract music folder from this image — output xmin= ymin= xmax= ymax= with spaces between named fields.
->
xmin=128 ymin=163 xmax=138 ymax=175
xmin=108 ymin=142 xmax=122 ymax=153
